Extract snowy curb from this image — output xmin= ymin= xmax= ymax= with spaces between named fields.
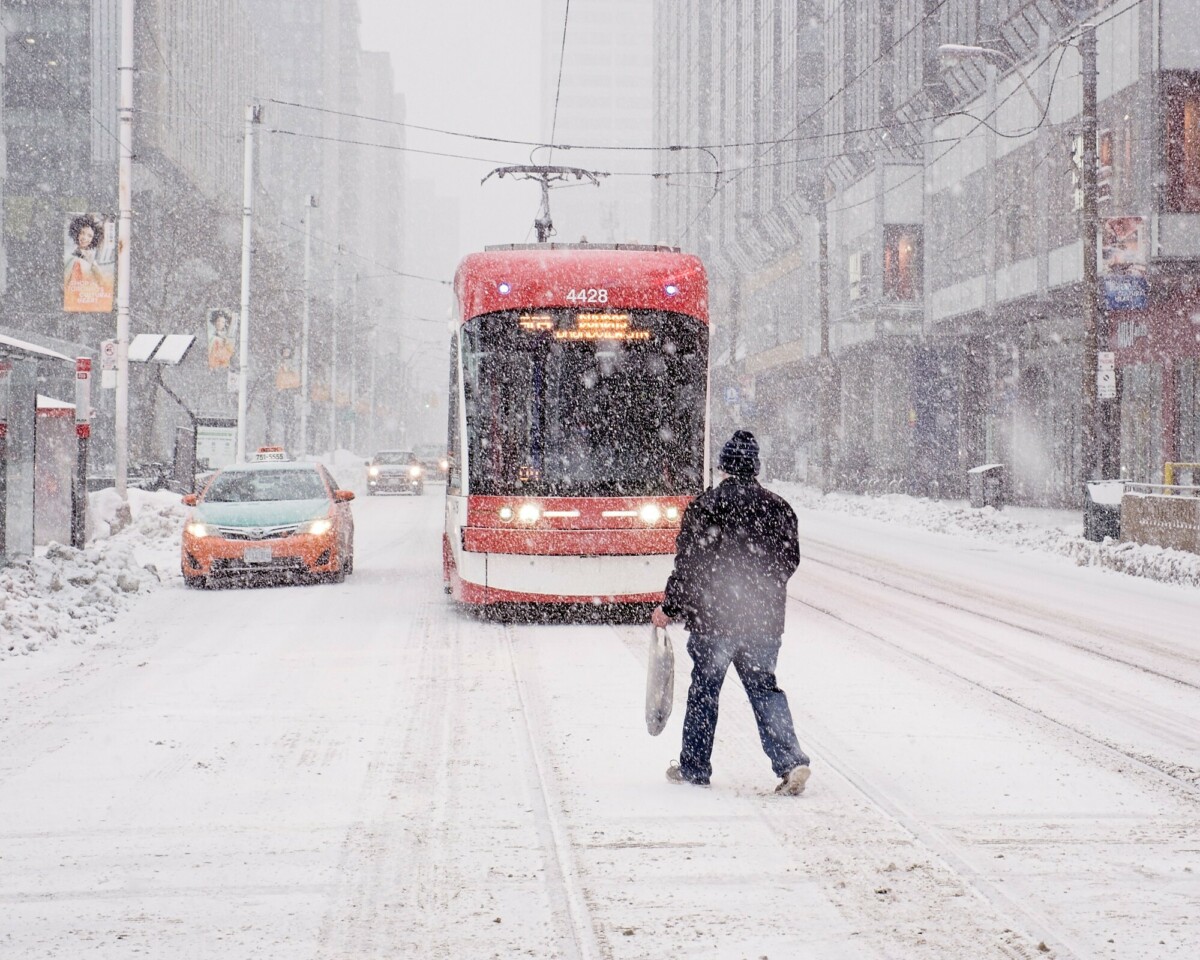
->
xmin=1 ymin=489 xmax=186 ymax=660
xmin=772 ymin=482 xmax=1200 ymax=590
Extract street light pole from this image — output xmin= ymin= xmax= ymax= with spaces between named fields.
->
xmin=817 ymin=199 xmax=833 ymax=493
xmin=329 ymin=248 xmax=341 ymax=458
xmin=236 ymin=102 xmax=261 ymax=463
xmin=300 ymin=194 xmax=317 ymax=455
xmin=115 ymin=0 xmax=134 ymax=499
xmin=349 ymin=271 xmax=359 ymax=453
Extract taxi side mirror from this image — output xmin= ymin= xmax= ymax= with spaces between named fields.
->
xmin=335 ymin=489 xmax=355 ymax=502
xmin=182 ymin=494 xmax=198 ymax=506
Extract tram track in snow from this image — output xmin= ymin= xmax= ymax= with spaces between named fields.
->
xmin=502 ymin=622 xmax=608 ymax=960
xmin=610 ymin=620 xmax=1088 ymax=960
xmin=788 ymin=555 xmax=1200 ymax=798
xmin=800 ymin=537 xmax=1200 ymax=690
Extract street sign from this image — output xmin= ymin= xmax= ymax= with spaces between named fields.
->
xmin=1102 ymin=275 xmax=1148 ymax=311
xmin=1070 ymin=133 xmax=1085 ymax=212
xmin=1097 ymin=351 xmax=1116 ymax=399
xmin=724 ymin=385 xmax=739 ymax=406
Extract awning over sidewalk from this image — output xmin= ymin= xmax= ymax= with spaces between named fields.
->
xmin=0 ymin=334 xmax=74 ymax=363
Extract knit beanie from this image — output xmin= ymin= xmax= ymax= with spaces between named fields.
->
xmin=718 ymin=430 xmax=760 ymax=478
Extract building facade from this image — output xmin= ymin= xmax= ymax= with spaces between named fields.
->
xmin=652 ymin=0 xmax=1200 ymax=504
xmin=1 ymin=0 xmax=407 ymax=473
xmin=541 ymin=0 xmax=655 ymax=245
xmin=652 ymin=0 xmax=827 ymax=479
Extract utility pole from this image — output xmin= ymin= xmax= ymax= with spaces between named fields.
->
xmin=349 ymin=272 xmax=359 ymax=452
xmin=368 ymin=326 xmax=378 ymax=451
xmin=236 ymin=102 xmax=261 ymax=463
xmin=329 ymin=248 xmax=341 ymax=457
xmin=300 ymin=194 xmax=317 ymax=455
xmin=115 ymin=0 xmax=134 ymax=499
xmin=1079 ymin=24 xmax=1101 ymax=484
xmin=817 ymin=200 xmax=833 ymax=493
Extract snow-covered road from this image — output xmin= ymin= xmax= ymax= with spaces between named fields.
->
xmin=1 ymin=489 xmax=1198 ymax=959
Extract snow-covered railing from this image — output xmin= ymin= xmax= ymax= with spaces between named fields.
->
xmin=1120 ymin=483 xmax=1200 ymax=554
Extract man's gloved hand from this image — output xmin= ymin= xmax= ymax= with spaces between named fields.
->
xmin=651 ymin=605 xmax=672 ymax=629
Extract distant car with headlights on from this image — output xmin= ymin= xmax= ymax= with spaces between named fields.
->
xmin=181 ymin=458 xmax=355 ymax=587
xmin=413 ymin=442 xmax=450 ymax=479
xmin=365 ymin=449 xmax=424 ymax=495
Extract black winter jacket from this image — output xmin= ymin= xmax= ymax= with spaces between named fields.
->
xmin=661 ymin=476 xmax=800 ymax=639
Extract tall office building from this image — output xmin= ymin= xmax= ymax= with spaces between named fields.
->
xmin=540 ymin=0 xmax=654 ymax=244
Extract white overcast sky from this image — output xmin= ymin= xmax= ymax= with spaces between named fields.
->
xmin=357 ymin=1 xmax=548 ymax=260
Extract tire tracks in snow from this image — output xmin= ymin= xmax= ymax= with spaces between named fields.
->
xmin=793 ymin=558 xmax=1200 ymax=796
xmin=611 ymin=622 xmax=1065 ymax=960
xmin=800 ymin=535 xmax=1200 ymax=685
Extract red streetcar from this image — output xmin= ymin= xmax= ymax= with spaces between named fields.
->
xmin=443 ymin=243 xmax=710 ymax=607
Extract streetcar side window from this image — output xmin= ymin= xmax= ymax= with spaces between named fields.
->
xmin=447 ymin=333 xmax=461 ymax=494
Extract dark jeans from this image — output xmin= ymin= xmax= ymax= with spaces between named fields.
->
xmin=679 ymin=633 xmax=808 ymax=784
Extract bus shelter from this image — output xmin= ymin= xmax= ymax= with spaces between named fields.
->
xmin=0 ymin=334 xmax=76 ymax=564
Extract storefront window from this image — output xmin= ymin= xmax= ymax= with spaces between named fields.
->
xmin=1120 ymin=364 xmax=1163 ymax=483
xmin=883 ymin=225 xmax=923 ymax=301
xmin=1164 ymin=72 xmax=1200 ymax=213
xmin=1180 ymin=358 xmax=1200 ymax=463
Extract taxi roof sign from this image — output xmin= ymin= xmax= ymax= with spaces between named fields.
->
xmin=254 ymin=446 xmax=290 ymax=462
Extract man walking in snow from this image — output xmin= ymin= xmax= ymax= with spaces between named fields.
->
xmin=651 ymin=430 xmax=811 ymax=795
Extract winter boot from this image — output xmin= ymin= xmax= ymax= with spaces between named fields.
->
xmin=666 ymin=761 xmax=709 ymax=787
xmin=775 ymin=764 xmax=811 ymax=796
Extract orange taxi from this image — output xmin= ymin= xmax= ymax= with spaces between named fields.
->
xmin=181 ymin=451 xmax=355 ymax=587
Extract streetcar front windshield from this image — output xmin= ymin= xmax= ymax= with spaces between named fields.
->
xmin=461 ymin=310 xmax=707 ymax=497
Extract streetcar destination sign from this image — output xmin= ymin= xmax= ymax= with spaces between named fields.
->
xmin=517 ymin=311 xmax=650 ymax=341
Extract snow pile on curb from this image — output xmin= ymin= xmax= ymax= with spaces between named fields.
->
xmin=1 ymin=489 xmax=186 ymax=659
xmin=773 ymin=482 xmax=1200 ymax=589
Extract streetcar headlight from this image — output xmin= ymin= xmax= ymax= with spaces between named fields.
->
xmin=517 ymin=503 xmax=541 ymax=523
xmin=665 ymin=506 xmax=680 ymax=521
xmin=498 ymin=506 xmax=514 ymax=522
xmin=639 ymin=503 xmax=662 ymax=524
xmin=409 ymin=465 xmax=422 ymax=477
xmin=305 ymin=517 xmax=334 ymax=536
xmin=185 ymin=522 xmax=210 ymax=538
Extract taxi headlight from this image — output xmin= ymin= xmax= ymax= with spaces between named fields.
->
xmin=498 ymin=506 xmax=514 ymax=522
xmin=305 ymin=518 xmax=334 ymax=536
xmin=185 ymin=522 xmax=210 ymax=538
xmin=368 ymin=466 xmax=380 ymax=477
xmin=639 ymin=503 xmax=662 ymax=524
xmin=517 ymin=503 xmax=541 ymax=523
xmin=409 ymin=465 xmax=422 ymax=477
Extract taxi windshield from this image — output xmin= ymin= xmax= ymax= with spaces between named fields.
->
xmin=203 ymin=468 xmax=328 ymax=503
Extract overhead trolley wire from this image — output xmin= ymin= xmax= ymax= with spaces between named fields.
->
xmin=547 ymin=0 xmax=572 ymax=164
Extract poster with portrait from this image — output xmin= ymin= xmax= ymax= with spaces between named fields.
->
xmin=276 ymin=344 xmax=301 ymax=390
xmin=1101 ymin=216 xmax=1147 ymax=276
xmin=206 ymin=308 xmax=238 ymax=370
xmin=63 ymin=213 xmax=116 ymax=312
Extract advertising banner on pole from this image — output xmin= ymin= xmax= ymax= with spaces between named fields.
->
xmin=206 ymin=309 xmax=237 ymax=370
xmin=63 ymin=214 xmax=116 ymax=313
xmin=276 ymin=344 xmax=301 ymax=390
